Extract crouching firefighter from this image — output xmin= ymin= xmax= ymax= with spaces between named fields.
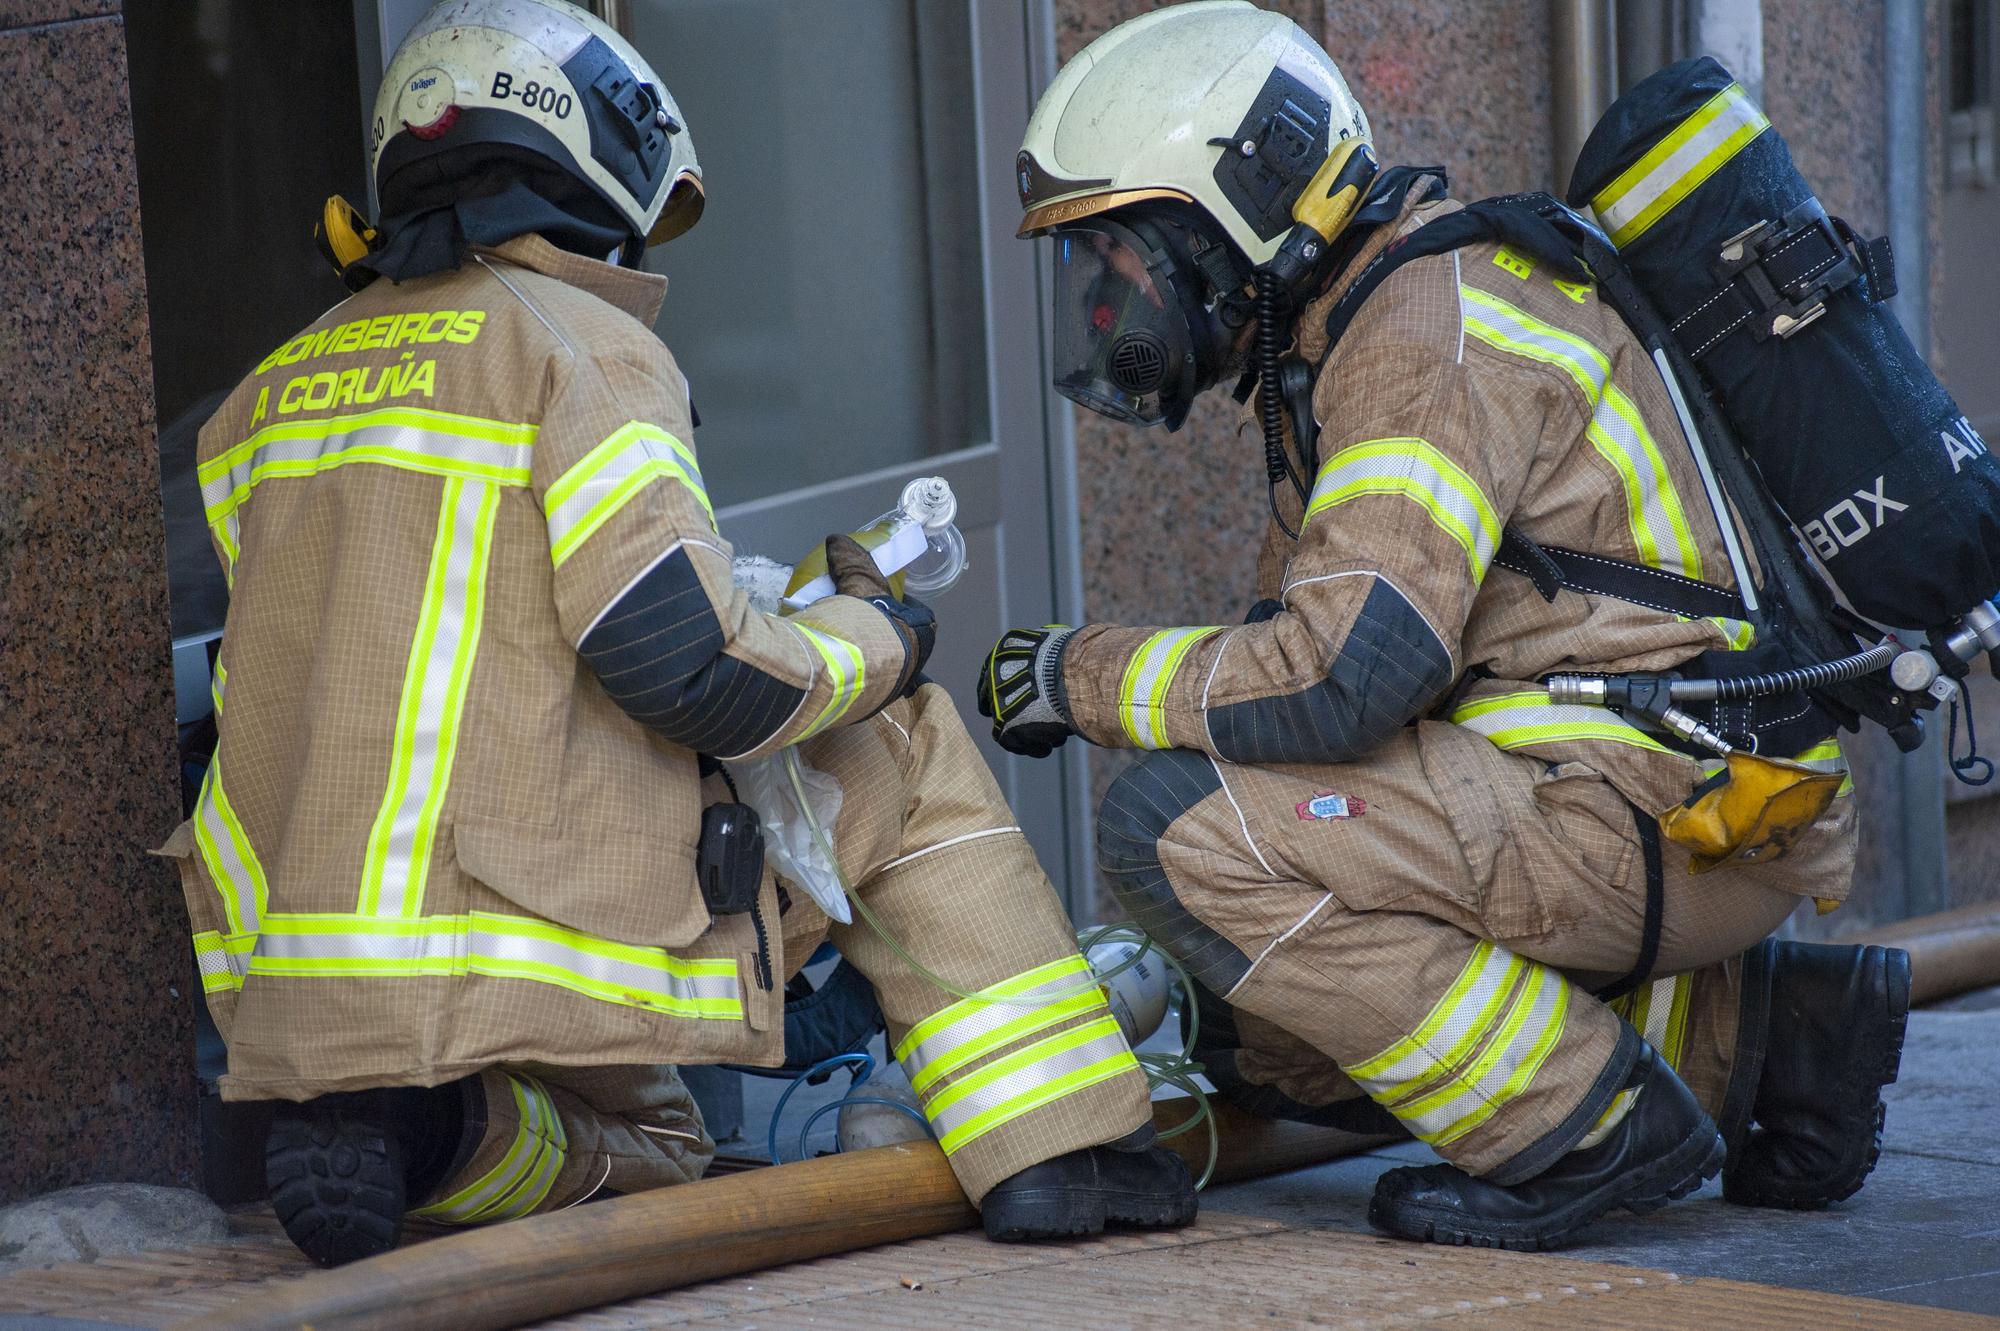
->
xmin=159 ymin=0 xmax=1191 ymax=1266
xmin=979 ymin=3 xmax=1948 ymax=1251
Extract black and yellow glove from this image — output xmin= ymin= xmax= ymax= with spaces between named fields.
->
xmin=976 ymin=625 xmax=1076 ymax=758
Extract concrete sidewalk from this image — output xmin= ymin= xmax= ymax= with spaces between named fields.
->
xmin=1205 ymin=999 xmax=2000 ymax=1316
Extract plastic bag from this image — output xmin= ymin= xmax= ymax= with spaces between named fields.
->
xmin=733 ymin=750 xmax=850 ymax=924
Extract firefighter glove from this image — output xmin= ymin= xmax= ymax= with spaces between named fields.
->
xmin=825 ymin=533 xmax=934 ymax=699
xmin=978 ymin=625 xmax=1076 ymax=758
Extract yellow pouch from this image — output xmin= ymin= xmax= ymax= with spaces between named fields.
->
xmin=1659 ymin=751 xmax=1844 ymax=873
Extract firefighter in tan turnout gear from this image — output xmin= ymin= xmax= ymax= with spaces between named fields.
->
xmin=163 ymin=0 xmax=1191 ymax=1266
xmin=981 ymin=1 xmax=1910 ymax=1250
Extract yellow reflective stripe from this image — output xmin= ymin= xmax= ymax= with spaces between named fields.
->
xmin=1397 ymin=967 xmax=1551 ymax=1130
xmin=545 ymin=422 xmax=712 ymax=567
xmin=1428 ymin=978 xmax=1570 ymax=1147
xmin=192 ymin=930 xmax=254 ymax=994
xmin=1707 ymin=616 xmax=1756 ymax=650
xmin=212 ymin=515 xmax=240 ymax=583
xmin=411 ymin=1075 xmax=567 ymax=1224
xmin=1116 ymin=627 xmax=1223 ymax=749
xmin=200 ymin=407 xmax=535 ymax=527
xmin=193 ymin=756 xmax=267 ymax=937
xmin=794 ymin=624 xmax=866 ymax=740
xmin=241 ymin=911 xmax=744 ymax=1019
xmin=895 ymin=955 xmax=1092 ymax=1062
xmin=1306 ymin=438 xmax=1500 ymax=580
xmin=1461 ymin=287 xmax=1702 ymax=578
xmin=358 ymin=478 xmax=499 ymax=918
xmin=1452 ymin=692 xmax=1675 ymax=755
xmin=1591 ymin=83 xmax=1771 ymax=248
xmin=1349 ymin=941 xmax=1514 ymax=1085
xmin=921 ymin=1016 xmax=1137 ymax=1154
xmin=906 ymin=989 xmax=1109 ymax=1097
xmin=1642 ymin=975 xmax=1693 ymax=1068
xmin=1379 ymin=957 xmax=1527 ymax=1110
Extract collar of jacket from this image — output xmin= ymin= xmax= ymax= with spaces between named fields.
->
xmin=1294 ymin=172 xmax=1458 ymax=368
xmin=474 ymin=233 xmax=671 ymax=327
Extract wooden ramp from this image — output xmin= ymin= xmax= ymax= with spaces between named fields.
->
xmin=1 ymin=1209 xmax=1992 ymax=1330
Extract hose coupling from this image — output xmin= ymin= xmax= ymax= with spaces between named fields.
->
xmin=1546 ymin=674 xmax=1610 ymax=706
xmin=1655 ymin=704 xmax=1736 ymax=757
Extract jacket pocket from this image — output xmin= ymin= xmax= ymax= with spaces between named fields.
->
xmin=453 ymin=813 xmax=712 ymax=949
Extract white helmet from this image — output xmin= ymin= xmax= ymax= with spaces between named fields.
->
xmin=1016 ymin=0 xmax=1369 ymax=265
xmin=373 ymin=0 xmax=703 ymax=248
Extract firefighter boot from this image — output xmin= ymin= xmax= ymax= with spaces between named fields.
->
xmin=265 ymin=1077 xmax=481 ymax=1266
xmin=980 ymin=1124 xmax=1198 ymax=1241
xmin=1723 ymin=939 xmax=1911 ymax=1209
xmin=1368 ymin=1042 xmax=1725 ymax=1251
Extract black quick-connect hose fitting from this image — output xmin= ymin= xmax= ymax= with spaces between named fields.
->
xmin=1547 ymin=642 xmax=1900 ymax=712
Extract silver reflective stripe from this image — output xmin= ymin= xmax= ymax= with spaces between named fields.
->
xmin=194 ymin=759 xmax=264 ymax=937
xmin=922 ymin=1021 xmax=1132 ymax=1148
xmin=544 ymin=424 xmax=710 ymax=567
xmin=417 ymin=1076 xmax=561 ymax=1223
xmin=199 ymin=416 xmax=533 ymax=521
xmin=1461 ymin=289 xmax=1698 ymax=577
xmin=255 ymin=929 xmax=459 ymax=963
xmin=1591 ymin=85 xmax=1770 ymax=246
xmin=193 ymin=934 xmax=248 ymax=987
xmin=1392 ymin=967 xmax=1567 ymax=1144
xmin=904 ymin=975 xmax=1104 ymax=1087
xmin=249 ymin=917 xmax=743 ymax=1011
xmin=1118 ymin=627 xmax=1222 ymax=749
xmin=1348 ymin=944 xmax=1519 ymax=1096
xmin=1306 ymin=440 xmax=1502 ymax=578
xmin=471 ymin=926 xmax=742 ymax=1006
xmin=358 ymin=477 xmax=499 ymax=918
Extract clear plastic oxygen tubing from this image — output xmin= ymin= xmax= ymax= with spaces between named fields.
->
xmin=780 ymin=748 xmax=1220 ymax=1187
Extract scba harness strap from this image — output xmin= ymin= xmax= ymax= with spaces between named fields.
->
xmin=1310 ymin=188 xmax=1838 ymax=758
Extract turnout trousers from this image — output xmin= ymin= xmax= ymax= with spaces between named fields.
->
xmin=1099 ymin=722 xmax=1855 ymax=1182
xmin=419 ymin=684 xmax=1152 ymax=1223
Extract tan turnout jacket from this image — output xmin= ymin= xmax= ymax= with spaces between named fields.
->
xmin=165 ymin=235 xmax=911 ymax=1098
xmin=1064 ymin=185 xmax=1849 ymax=889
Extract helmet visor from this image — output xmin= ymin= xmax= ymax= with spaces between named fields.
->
xmin=1049 ymin=220 xmax=1190 ymax=428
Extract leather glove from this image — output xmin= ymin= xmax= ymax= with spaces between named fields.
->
xmin=977 ymin=625 xmax=1076 ymax=758
xmin=1244 ymin=598 xmax=1285 ymax=624
xmin=825 ymin=533 xmax=935 ymax=699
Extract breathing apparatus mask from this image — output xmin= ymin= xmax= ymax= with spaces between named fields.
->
xmin=1047 ymin=205 xmax=1252 ymax=431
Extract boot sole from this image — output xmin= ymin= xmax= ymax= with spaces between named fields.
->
xmin=981 ymin=1184 xmax=1199 ymax=1242
xmin=1368 ymin=1120 xmax=1727 ymax=1253
xmin=1723 ymin=946 xmax=1911 ymax=1210
xmin=266 ymin=1109 xmax=406 ymax=1267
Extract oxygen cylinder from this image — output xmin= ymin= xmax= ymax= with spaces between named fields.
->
xmin=1569 ymin=58 xmax=2000 ymax=630
xmin=1086 ymin=938 xmax=1170 ymax=1046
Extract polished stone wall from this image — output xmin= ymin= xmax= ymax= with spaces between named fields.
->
xmin=0 ymin=3 xmax=195 ymax=1202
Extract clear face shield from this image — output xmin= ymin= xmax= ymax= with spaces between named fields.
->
xmin=1049 ymin=216 xmax=1214 ymax=430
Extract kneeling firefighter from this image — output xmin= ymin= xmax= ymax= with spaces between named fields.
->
xmin=977 ymin=2 xmax=1998 ymax=1249
xmin=161 ymin=0 xmax=1191 ymax=1266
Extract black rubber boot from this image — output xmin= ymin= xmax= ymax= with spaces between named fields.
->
xmin=979 ymin=1124 xmax=1198 ymax=1242
xmin=1723 ymin=939 xmax=1911 ymax=1210
xmin=265 ymin=1078 xmax=481 ymax=1267
xmin=1368 ymin=1043 xmax=1726 ymax=1251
